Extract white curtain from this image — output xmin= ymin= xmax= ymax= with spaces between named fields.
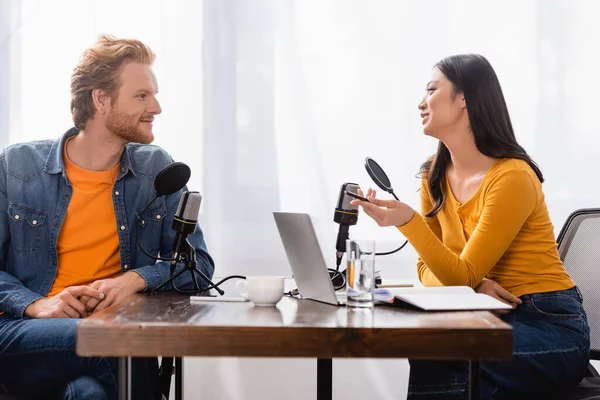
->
xmin=2 ymin=1 xmax=600 ymax=398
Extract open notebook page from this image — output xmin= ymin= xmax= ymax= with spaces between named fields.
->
xmin=374 ymin=286 xmax=512 ymax=311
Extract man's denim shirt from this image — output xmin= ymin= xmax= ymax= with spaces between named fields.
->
xmin=0 ymin=128 xmax=215 ymax=317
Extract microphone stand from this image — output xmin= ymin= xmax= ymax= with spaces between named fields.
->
xmin=154 ymin=238 xmax=221 ymax=400
xmin=153 ymin=237 xmax=224 ymax=295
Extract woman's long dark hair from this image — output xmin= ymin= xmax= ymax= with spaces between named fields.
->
xmin=420 ymin=54 xmax=543 ymax=218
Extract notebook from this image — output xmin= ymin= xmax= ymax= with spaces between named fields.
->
xmin=374 ymin=286 xmax=513 ymax=311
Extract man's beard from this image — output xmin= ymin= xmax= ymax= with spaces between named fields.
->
xmin=105 ymin=107 xmax=154 ymax=145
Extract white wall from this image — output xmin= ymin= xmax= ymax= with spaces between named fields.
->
xmin=2 ymin=1 xmax=599 ymax=399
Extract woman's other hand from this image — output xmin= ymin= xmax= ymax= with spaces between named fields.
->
xmin=475 ymin=278 xmax=522 ymax=315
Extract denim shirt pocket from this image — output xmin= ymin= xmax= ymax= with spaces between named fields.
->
xmin=136 ymin=202 xmax=167 ymax=254
xmin=7 ymin=203 xmax=47 ymax=255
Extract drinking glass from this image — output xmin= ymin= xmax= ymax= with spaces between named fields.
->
xmin=346 ymin=240 xmax=375 ymax=308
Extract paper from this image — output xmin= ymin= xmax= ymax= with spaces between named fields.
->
xmin=374 ymin=286 xmax=512 ymax=311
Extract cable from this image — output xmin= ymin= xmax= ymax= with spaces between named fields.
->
xmin=138 ymin=197 xmax=247 ymax=295
xmin=136 ymin=195 xmax=177 ymax=262
xmin=329 ymin=256 xmax=346 ymax=291
xmin=374 ymin=191 xmax=409 ymax=256
xmin=376 ymin=239 xmax=409 ymax=256
xmin=329 ymin=268 xmax=346 ymax=290
xmin=170 ymin=275 xmax=247 ymax=295
xmin=284 ymin=288 xmax=300 ymax=297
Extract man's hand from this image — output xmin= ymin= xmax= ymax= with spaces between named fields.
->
xmin=24 ymin=286 xmax=105 ymax=319
xmin=350 ymin=188 xmax=416 ymax=227
xmin=475 ymin=278 xmax=522 ymax=315
xmin=82 ymin=272 xmax=146 ymax=313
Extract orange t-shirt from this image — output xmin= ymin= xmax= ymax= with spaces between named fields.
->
xmin=47 ymin=141 xmax=122 ymax=297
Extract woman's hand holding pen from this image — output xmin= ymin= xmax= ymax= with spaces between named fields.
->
xmin=350 ymin=188 xmax=416 ymax=227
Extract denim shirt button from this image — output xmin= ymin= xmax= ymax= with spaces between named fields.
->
xmin=156 ymin=215 xmax=161 ymax=220
xmin=120 ymin=225 xmax=126 ymax=231
xmin=115 ymin=191 xmax=120 ymax=196
xmin=53 ymin=221 xmax=59 ymax=227
xmin=123 ymin=264 xmax=128 ymax=269
xmin=63 ymin=193 xmax=69 ymax=198
xmin=14 ymin=215 xmax=20 ymax=220
xmin=51 ymin=260 xmax=56 ymax=265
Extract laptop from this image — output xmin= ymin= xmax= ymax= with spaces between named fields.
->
xmin=273 ymin=212 xmax=345 ymax=305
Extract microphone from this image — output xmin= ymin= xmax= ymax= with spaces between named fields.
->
xmin=171 ymin=191 xmax=202 ymax=260
xmin=333 ymin=182 xmax=360 ymax=268
xmin=166 ymin=190 xmax=223 ymax=294
xmin=142 ymin=164 xmax=225 ymax=295
xmin=136 ymin=162 xmax=191 ymax=263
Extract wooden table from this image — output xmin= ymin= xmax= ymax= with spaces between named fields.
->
xmin=76 ymin=293 xmax=513 ymax=400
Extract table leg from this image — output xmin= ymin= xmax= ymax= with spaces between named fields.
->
xmin=468 ymin=360 xmax=481 ymax=400
xmin=317 ymin=358 xmax=332 ymax=400
xmin=176 ymin=357 xmax=183 ymax=400
xmin=119 ymin=357 xmax=131 ymax=400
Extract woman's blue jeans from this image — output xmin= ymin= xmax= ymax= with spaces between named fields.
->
xmin=408 ymin=286 xmax=590 ymax=399
xmin=0 ymin=315 xmax=159 ymax=399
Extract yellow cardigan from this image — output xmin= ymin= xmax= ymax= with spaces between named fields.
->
xmin=398 ymin=158 xmax=574 ymax=297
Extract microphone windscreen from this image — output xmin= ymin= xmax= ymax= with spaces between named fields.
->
xmin=154 ymin=162 xmax=191 ymax=196
xmin=175 ymin=191 xmax=202 ymax=221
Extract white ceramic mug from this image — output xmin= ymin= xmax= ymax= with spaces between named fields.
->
xmin=236 ymin=276 xmax=284 ymax=306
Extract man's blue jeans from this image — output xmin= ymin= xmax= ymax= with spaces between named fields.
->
xmin=408 ymin=286 xmax=590 ymax=399
xmin=0 ymin=315 xmax=159 ymax=399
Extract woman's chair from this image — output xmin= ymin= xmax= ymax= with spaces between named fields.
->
xmin=554 ymin=208 xmax=600 ymax=399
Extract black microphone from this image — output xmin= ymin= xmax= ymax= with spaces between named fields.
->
xmin=171 ymin=191 xmax=202 ymax=260
xmin=137 ymin=162 xmax=191 ymax=262
xmin=333 ymin=182 xmax=360 ymax=268
xmin=165 ymin=190 xmax=224 ymax=295
xmin=136 ymin=162 xmax=191 ymax=262
xmin=145 ymin=165 xmax=226 ymax=295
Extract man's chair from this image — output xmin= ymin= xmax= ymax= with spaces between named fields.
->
xmin=554 ymin=208 xmax=600 ymax=399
